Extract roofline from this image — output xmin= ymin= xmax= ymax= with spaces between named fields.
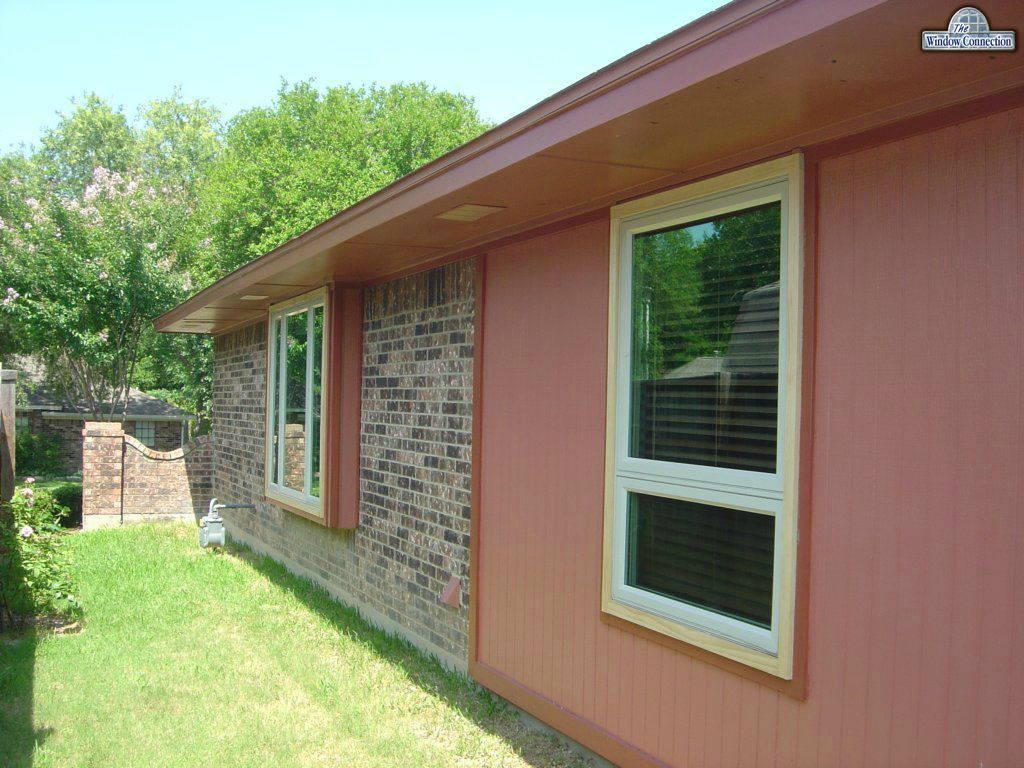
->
xmin=40 ymin=411 xmax=196 ymax=422
xmin=155 ymin=0 xmax=796 ymax=331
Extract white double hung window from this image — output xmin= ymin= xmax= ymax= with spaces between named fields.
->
xmin=603 ymin=156 xmax=803 ymax=678
xmin=266 ymin=288 xmax=326 ymax=517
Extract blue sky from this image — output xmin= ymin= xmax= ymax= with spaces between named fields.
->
xmin=0 ymin=0 xmax=723 ymax=151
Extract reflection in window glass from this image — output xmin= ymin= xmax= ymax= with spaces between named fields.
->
xmin=284 ymin=311 xmax=308 ymax=493
xmin=269 ymin=317 xmax=282 ymax=485
xmin=629 ymin=202 xmax=781 ymax=473
xmin=627 ymin=493 xmax=775 ymax=628
xmin=133 ymin=420 xmax=156 ymax=448
xmin=310 ymin=305 xmax=323 ymax=497
xmin=266 ymin=293 xmax=325 ymax=508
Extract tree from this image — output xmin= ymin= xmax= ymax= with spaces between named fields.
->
xmin=1 ymin=82 xmax=488 ymax=431
xmin=36 ymin=93 xmax=137 ymax=196
xmin=0 ymin=94 xmax=220 ymax=423
xmin=196 ymin=81 xmax=490 ymax=282
xmin=0 ymin=166 xmax=190 ymax=418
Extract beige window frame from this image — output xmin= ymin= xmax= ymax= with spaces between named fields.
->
xmin=602 ymin=155 xmax=804 ymax=679
xmin=265 ymin=287 xmax=328 ymax=519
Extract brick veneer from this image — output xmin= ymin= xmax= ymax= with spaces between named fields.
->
xmin=21 ymin=410 xmax=184 ymax=475
xmin=212 ymin=260 xmax=474 ymax=669
xmin=81 ymin=422 xmax=212 ymax=529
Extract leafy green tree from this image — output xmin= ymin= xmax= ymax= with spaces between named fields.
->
xmin=0 ymin=94 xmax=220 ymax=422
xmin=1 ymin=82 xmax=487 ymax=431
xmin=197 ymin=81 xmax=490 ymax=281
xmin=36 ymin=93 xmax=137 ymax=196
xmin=0 ymin=166 xmax=190 ymax=418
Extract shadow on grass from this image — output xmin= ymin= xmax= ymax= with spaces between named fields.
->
xmin=0 ymin=632 xmax=52 ymax=768
xmin=229 ymin=541 xmax=588 ymax=768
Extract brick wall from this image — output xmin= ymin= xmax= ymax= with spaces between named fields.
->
xmin=27 ymin=411 xmax=84 ymax=474
xmin=81 ymin=422 xmax=212 ymax=529
xmin=212 ymin=260 xmax=474 ymax=669
xmin=21 ymin=412 xmax=184 ymax=475
xmin=125 ymin=419 xmax=183 ymax=452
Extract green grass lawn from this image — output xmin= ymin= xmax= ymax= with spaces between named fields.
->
xmin=0 ymin=524 xmax=590 ymax=768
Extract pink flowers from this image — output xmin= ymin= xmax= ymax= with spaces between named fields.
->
xmin=83 ymin=166 xmax=125 ymax=202
xmin=20 ymin=487 xmax=34 ymax=500
xmin=145 ymin=242 xmax=157 ymax=252
xmin=2 ymin=287 xmax=19 ymax=306
xmin=24 ymin=477 xmax=35 ymax=485
xmin=19 ymin=525 xmax=33 ymax=538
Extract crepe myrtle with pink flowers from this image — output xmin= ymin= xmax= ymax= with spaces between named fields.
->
xmin=0 ymin=92 xmax=220 ymax=425
xmin=0 ymin=163 xmax=198 ymax=421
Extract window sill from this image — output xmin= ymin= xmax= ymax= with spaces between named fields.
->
xmin=600 ymin=600 xmax=806 ymax=699
xmin=265 ymin=488 xmax=325 ymax=525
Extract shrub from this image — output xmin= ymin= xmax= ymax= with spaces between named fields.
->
xmin=15 ymin=430 xmax=63 ymax=477
xmin=0 ymin=480 xmax=81 ymax=633
xmin=50 ymin=482 xmax=83 ymax=528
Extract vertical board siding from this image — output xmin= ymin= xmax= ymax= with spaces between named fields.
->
xmin=476 ymin=106 xmax=1024 ymax=767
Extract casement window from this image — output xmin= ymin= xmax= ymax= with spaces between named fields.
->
xmin=266 ymin=287 xmax=326 ymax=518
xmin=133 ymin=420 xmax=156 ymax=447
xmin=603 ymin=156 xmax=803 ymax=678
xmin=15 ymin=414 xmax=28 ymax=430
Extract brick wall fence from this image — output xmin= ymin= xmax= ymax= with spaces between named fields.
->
xmin=212 ymin=260 xmax=474 ymax=670
xmin=81 ymin=422 xmax=212 ymax=530
xmin=22 ymin=412 xmax=184 ymax=475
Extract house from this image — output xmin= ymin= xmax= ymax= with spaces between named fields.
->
xmin=155 ymin=1 xmax=1024 ymax=765
xmin=14 ymin=358 xmax=194 ymax=474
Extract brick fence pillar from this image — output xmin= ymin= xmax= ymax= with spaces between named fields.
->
xmin=0 ymin=369 xmax=15 ymax=503
xmin=82 ymin=421 xmax=124 ymax=530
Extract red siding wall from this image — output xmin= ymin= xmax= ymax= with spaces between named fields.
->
xmin=475 ymin=106 xmax=1024 ymax=767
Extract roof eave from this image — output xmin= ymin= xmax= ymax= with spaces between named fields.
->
xmin=154 ymin=0 xmax=799 ymax=333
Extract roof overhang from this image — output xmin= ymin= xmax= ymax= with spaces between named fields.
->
xmin=156 ymin=0 xmax=1024 ymax=335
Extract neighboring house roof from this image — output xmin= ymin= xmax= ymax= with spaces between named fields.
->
xmin=662 ymin=281 xmax=781 ymax=380
xmin=155 ymin=0 xmax=1024 ymax=335
xmin=664 ymin=356 xmax=725 ymax=380
xmin=10 ymin=357 xmax=194 ymax=420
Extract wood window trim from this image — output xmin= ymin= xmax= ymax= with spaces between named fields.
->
xmin=602 ymin=154 xmax=807 ymax=685
xmin=322 ymin=283 xmax=362 ymax=529
xmin=263 ymin=283 xmax=362 ymax=529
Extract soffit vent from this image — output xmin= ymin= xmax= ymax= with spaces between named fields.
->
xmin=436 ymin=203 xmax=506 ymax=222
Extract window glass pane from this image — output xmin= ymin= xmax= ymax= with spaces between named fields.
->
xmin=629 ymin=202 xmax=781 ymax=473
xmin=283 ymin=310 xmax=308 ymax=493
xmin=133 ymin=421 xmax=155 ymax=447
xmin=310 ymin=305 xmax=324 ymax=498
xmin=269 ymin=317 xmax=281 ymax=485
xmin=627 ymin=492 xmax=774 ymax=628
